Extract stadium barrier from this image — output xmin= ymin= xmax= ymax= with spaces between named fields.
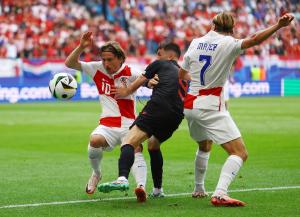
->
xmin=0 ymin=56 xmax=299 ymax=103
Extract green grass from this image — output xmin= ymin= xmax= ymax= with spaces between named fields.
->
xmin=0 ymin=97 xmax=300 ymax=217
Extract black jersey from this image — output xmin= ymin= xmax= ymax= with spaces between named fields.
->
xmin=143 ymin=59 xmax=186 ymax=116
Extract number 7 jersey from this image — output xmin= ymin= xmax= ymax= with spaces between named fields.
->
xmin=181 ymin=30 xmax=243 ymax=111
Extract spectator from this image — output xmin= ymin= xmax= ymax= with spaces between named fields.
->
xmin=0 ymin=0 xmax=299 ymax=59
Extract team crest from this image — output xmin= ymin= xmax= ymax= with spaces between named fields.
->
xmin=120 ymin=77 xmax=128 ymax=87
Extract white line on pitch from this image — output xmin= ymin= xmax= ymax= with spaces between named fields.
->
xmin=0 ymin=185 xmax=299 ymax=209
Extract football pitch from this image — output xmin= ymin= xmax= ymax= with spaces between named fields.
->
xmin=0 ymin=97 xmax=300 ymax=217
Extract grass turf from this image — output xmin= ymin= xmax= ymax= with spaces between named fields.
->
xmin=0 ymin=97 xmax=300 ymax=217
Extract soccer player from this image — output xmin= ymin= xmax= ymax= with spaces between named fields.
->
xmin=98 ymin=42 xmax=188 ymax=202
xmin=146 ymin=44 xmax=166 ymax=198
xmin=65 ymin=32 xmax=147 ymax=196
xmin=179 ymin=12 xmax=294 ymax=206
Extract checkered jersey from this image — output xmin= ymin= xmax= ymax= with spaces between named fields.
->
xmin=81 ymin=61 xmax=140 ymax=128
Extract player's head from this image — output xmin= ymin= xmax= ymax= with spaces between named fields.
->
xmin=100 ymin=41 xmax=126 ymax=74
xmin=212 ymin=12 xmax=235 ymax=34
xmin=156 ymin=42 xmax=181 ymax=61
xmin=156 ymin=43 xmax=165 ymax=60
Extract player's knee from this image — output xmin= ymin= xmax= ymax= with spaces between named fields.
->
xmin=148 ymin=136 xmax=161 ymax=150
xmin=89 ymin=135 xmax=107 ymax=148
xmin=234 ymin=149 xmax=248 ymax=162
xmin=198 ymin=140 xmax=212 ymax=152
xmin=135 ymin=144 xmax=143 ymax=153
xmin=241 ymin=150 xmax=248 ymax=162
xmin=148 ymin=146 xmax=160 ymax=151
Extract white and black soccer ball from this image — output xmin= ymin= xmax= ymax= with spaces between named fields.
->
xmin=49 ymin=72 xmax=77 ymax=100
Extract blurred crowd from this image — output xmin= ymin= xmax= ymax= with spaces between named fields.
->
xmin=0 ymin=0 xmax=299 ymax=60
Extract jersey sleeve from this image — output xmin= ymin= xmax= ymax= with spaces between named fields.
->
xmin=128 ymin=66 xmax=142 ymax=82
xmin=232 ymin=38 xmax=244 ymax=56
xmin=181 ymin=52 xmax=191 ymax=71
xmin=181 ymin=39 xmax=196 ymax=71
xmin=143 ymin=60 xmax=161 ymax=79
xmin=80 ymin=61 xmax=101 ymax=78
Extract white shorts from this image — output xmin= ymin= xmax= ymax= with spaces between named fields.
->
xmin=184 ymin=109 xmax=241 ymax=145
xmin=91 ymin=125 xmax=129 ymax=151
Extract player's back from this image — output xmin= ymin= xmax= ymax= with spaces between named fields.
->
xmin=144 ymin=59 xmax=184 ymax=115
xmin=182 ymin=31 xmax=243 ymax=111
xmin=183 ymin=31 xmax=243 ymax=93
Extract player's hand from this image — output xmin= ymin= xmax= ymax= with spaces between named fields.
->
xmin=148 ymin=74 xmax=159 ymax=89
xmin=183 ymin=73 xmax=191 ymax=81
xmin=79 ymin=32 xmax=93 ymax=49
xmin=111 ymin=86 xmax=130 ymax=98
xmin=277 ymin=13 xmax=294 ymax=28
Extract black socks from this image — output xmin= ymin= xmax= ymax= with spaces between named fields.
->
xmin=148 ymin=149 xmax=163 ymax=188
xmin=118 ymin=144 xmax=135 ymax=179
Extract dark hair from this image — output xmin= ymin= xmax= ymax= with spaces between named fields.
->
xmin=100 ymin=41 xmax=126 ymax=63
xmin=212 ymin=12 xmax=235 ymax=34
xmin=162 ymin=42 xmax=181 ymax=58
xmin=156 ymin=42 xmax=166 ymax=53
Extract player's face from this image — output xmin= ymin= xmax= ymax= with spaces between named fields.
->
xmin=156 ymin=48 xmax=167 ymax=60
xmin=101 ymin=52 xmax=123 ymax=74
xmin=158 ymin=49 xmax=175 ymax=61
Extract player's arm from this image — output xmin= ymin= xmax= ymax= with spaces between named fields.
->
xmin=65 ymin=32 xmax=93 ymax=71
xmin=113 ymin=60 xmax=162 ymax=97
xmin=178 ymin=68 xmax=191 ymax=80
xmin=241 ymin=13 xmax=294 ymax=49
xmin=145 ymin=74 xmax=159 ymax=89
xmin=112 ymin=75 xmax=147 ymax=97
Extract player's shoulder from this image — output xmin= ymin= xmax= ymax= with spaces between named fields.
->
xmin=146 ymin=59 xmax=166 ymax=69
xmin=114 ymin=64 xmax=141 ymax=79
xmin=219 ymin=33 xmax=240 ymax=43
xmin=80 ymin=61 xmax=104 ymax=74
xmin=125 ymin=64 xmax=142 ymax=77
xmin=81 ymin=60 xmax=102 ymax=66
xmin=83 ymin=61 xmax=104 ymax=70
xmin=151 ymin=59 xmax=165 ymax=65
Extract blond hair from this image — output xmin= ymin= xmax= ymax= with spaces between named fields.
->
xmin=212 ymin=12 xmax=235 ymax=34
xmin=100 ymin=41 xmax=126 ymax=63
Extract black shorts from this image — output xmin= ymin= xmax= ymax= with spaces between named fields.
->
xmin=131 ymin=100 xmax=183 ymax=143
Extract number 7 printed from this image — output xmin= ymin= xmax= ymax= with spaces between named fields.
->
xmin=199 ymin=55 xmax=212 ymax=85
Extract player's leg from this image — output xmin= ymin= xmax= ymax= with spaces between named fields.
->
xmin=147 ymin=136 xmax=165 ymax=198
xmin=211 ymin=137 xmax=248 ymax=206
xmin=86 ymin=133 xmax=110 ymax=194
xmin=184 ymin=108 xmax=211 ymax=198
xmin=98 ymin=125 xmax=148 ymax=194
xmin=146 ymin=113 xmax=183 ymax=198
xmin=192 ymin=140 xmax=212 ymax=198
xmin=118 ymin=125 xmax=149 ymax=180
xmin=132 ymin=145 xmax=147 ymax=188
xmin=205 ymin=110 xmax=248 ymax=206
xmin=132 ymin=144 xmax=148 ymax=202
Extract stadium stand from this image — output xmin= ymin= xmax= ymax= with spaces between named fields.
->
xmin=0 ymin=0 xmax=299 ymax=60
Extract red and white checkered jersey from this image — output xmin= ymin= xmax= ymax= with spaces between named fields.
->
xmin=181 ymin=31 xmax=243 ymax=111
xmin=81 ymin=61 xmax=140 ymax=128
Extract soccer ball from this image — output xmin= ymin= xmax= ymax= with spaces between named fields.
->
xmin=49 ymin=72 xmax=77 ymax=100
